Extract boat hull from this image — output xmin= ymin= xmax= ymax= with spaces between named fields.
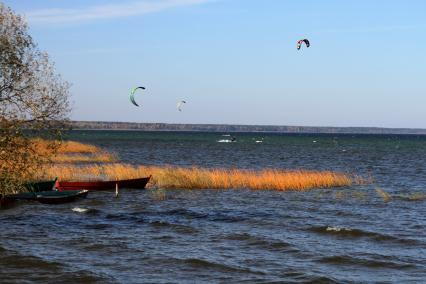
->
xmin=0 ymin=195 xmax=16 ymax=209
xmin=36 ymin=190 xmax=89 ymax=204
xmin=55 ymin=176 xmax=151 ymax=191
xmin=6 ymin=190 xmax=89 ymax=205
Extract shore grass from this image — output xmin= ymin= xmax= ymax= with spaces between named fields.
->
xmin=32 ymin=138 xmax=101 ymax=154
xmin=26 ymin=139 xmax=367 ymax=191
xmin=31 ymin=138 xmax=116 ymax=163
xmin=53 ymin=153 xmax=117 ymax=163
xmin=39 ymin=163 xmax=355 ymax=191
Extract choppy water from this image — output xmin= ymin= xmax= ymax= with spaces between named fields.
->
xmin=1 ymin=131 xmax=426 ymax=283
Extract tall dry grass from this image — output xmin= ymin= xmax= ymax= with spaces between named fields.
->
xmin=31 ymin=138 xmax=100 ymax=154
xmin=30 ymin=139 xmax=365 ymax=191
xmin=38 ymin=163 xmax=354 ymax=191
xmin=31 ymin=138 xmax=116 ymax=163
xmin=53 ymin=153 xmax=116 ymax=163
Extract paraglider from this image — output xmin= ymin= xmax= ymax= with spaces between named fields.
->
xmin=129 ymin=86 xmax=145 ymax=107
xmin=296 ymin=39 xmax=310 ymax=50
xmin=177 ymin=100 xmax=186 ymax=112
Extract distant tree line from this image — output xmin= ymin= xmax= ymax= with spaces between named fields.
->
xmin=69 ymin=121 xmax=426 ymax=135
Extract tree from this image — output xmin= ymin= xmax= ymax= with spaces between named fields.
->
xmin=0 ymin=3 xmax=71 ymax=193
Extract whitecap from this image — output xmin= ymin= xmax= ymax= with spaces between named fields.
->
xmin=72 ymin=207 xmax=88 ymax=213
xmin=326 ymin=226 xmax=351 ymax=232
xmin=217 ymin=139 xmax=235 ymax=143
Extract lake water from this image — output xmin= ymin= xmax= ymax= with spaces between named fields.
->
xmin=1 ymin=131 xmax=425 ymax=283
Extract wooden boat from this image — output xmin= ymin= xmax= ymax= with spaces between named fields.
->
xmin=7 ymin=190 xmax=89 ymax=204
xmin=55 ymin=176 xmax=151 ymax=191
xmin=35 ymin=190 xmax=89 ymax=204
xmin=0 ymin=194 xmax=16 ymax=208
xmin=24 ymin=178 xmax=57 ymax=192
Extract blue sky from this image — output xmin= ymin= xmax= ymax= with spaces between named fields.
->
xmin=5 ymin=0 xmax=426 ymax=128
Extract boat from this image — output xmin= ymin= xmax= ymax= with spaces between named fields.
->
xmin=0 ymin=194 xmax=16 ymax=208
xmin=35 ymin=190 xmax=89 ymax=204
xmin=24 ymin=178 xmax=57 ymax=192
xmin=6 ymin=190 xmax=89 ymax=204
xmin=55 ymin=176 xmax=151 ymax=191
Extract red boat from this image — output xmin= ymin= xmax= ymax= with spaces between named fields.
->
xmin=55 ymin=176 xmax=151 ymax=191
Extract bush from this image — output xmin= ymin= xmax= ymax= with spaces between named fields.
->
xmin=0 ymin=3 xmax=70 ymax=193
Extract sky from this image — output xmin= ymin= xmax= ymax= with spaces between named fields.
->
xmin=4 ymin=0 xmax=426 ymax=128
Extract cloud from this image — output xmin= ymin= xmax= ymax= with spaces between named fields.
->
xmin=25 ymin=0 xmax=212 ymax=24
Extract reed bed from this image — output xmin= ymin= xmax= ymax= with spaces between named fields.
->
xmin=56 ymin=140 xmax=101 ymax=154
xmin=31 ymin=138 xmax=102 ymax=154
xmin=52 ymin=153 xmax=117 ymax=163
xmin=31 ymin=139 xmax=116 ymax=163
xmin=39 ymin=164 xmax=354 ymax=191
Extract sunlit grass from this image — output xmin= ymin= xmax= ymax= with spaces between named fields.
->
xmin=32 ymin=138 xmax=101 ymax=154
xmin=31 ymin=138 xmax=116 ymax=163
xmin=38 ymin=163 xmax=355 ymax=191
xmin=29 ymin=140 xmax=369 ymax=191
xmin=53 ymin=153 xmax=116 ymax=163
xmin=56 ymin=140 xmax=101 ymax=154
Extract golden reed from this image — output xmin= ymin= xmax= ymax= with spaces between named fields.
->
xmin=32 ymin=138 xmax=100 ymax=154
xmin=31 ymin=138 xmax=116 ymax=163
xmin=31 ymin=139 xmax=364 ymax=191
xmin=39 ymin=163 xmax=355 ymax=191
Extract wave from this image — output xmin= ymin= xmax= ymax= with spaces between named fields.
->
xmin=309 ymin=226 xmax=422 ymax=245
xmin=149 ymin=220 xmax=198 ymax=234
xmin=160 ymin=208 xmax=245 ymax=222
xmin=318 ymin=255 xmax=417 ymax=269
xmin=224 ymin=232 xmax=295 ymax=251
xmin=159 ymin=208 xmax=208 ymax=219
xmin=326 ymin=226 xmax=352 ymax=233
xmin=72 ymin=207 xmax=101 ymax=215
xmin=217 ymin=139 xmax=236 ymax=143
xmin=0 ymin=246 xmax=109 ymax=283
xmin=72 ymin=207 xmax=88 ymax=213
xmin=179 ymin=208 xmax=274 ymax=223
xmin=167 ymin=257 xmax=264 ymax=275
xmin=106 ymin=213 xmax=144 ymax=223
xmin=85 ymin=223 xmax=113 ymax=230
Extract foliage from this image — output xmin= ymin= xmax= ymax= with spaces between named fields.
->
xmin=0 ymin=4 xmax=70 ymax=193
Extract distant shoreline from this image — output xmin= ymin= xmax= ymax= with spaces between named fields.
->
xmin=68 ymin=121 xmax=426 ymax=135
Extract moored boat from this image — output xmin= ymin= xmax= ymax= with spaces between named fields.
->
xmin=24 ymin=178 xmax=57 ymax=192
xmin=36 ymin=190 xmax=89 ymax=204
xmin=55 ymin=176 xmax=151 ymax=191
xmin=7 ymin=190 xmax=89 ymax=204
xmin=0 ymin=194 xmax=16 ymax=208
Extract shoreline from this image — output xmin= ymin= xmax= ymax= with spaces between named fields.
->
xmin=68 ymin=121 xmax=426 ymax=135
